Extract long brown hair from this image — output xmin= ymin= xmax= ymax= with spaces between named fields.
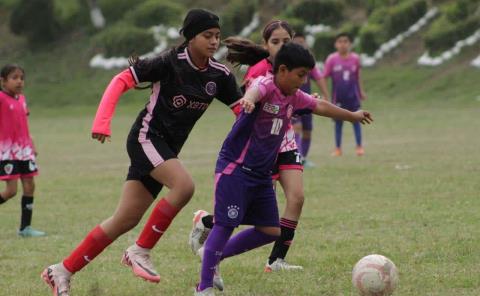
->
xmin=225 ymin=20 xmax=294 ymax=66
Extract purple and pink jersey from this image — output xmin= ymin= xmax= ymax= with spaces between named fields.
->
xmin=322 ymin=52 xmax=361 ymax=111
xmin=216 ymin=74 xmax=317 ymax=178
xmin=244 ymin=59 xmax=321 ymax=153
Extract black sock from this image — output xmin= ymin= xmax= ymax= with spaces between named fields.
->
xmin=0 ymin=193 xmax=5 ymax=204
xmin=268 ymin=218 xmax=298 ymax=264
xmin=202 ymin=214 xmax=214 ymax=229
xmin=20 ymin=195 xmax=34 ymax=230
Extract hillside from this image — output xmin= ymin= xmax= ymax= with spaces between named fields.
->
xmin=0 ymin=0 xmax=479 ymax=107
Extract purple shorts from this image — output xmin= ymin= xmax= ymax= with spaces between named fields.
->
xmin=291 ymin=113 xmax=313 ymax=131
xmin=213 ymin=169 xmax=279 ymax=228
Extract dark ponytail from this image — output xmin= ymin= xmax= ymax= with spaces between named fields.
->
xmin=224 ymin=37 xmax=269 ymax=66
xmin=224 ymin=20 xmax=294 ymax=67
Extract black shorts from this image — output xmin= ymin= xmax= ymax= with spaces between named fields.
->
xmin=272 ymin=149 xmax=303 ymax=180
xmin=0 ymin=159 xmax=38 ymax=180
xmin=126 ymin=135 xmax=177 ymax=198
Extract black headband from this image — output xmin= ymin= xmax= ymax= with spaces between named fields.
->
xmin=180 ymin=9 xmax=220 ymax=41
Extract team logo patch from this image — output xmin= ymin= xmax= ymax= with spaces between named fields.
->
xmin=205 ymin=81 xmax=217 ymax=96
xmin=227 ymin=205 xmax=240 ymax=219
xmin=4 ymin=163 xmax=13 ymax=175
xmin=287 ymin=105 xmax=294 ymax=119
xmin=172 ymin=95 xmax=187 ymax=108
xmin=263 ymin=103 xmax=280 ymax=114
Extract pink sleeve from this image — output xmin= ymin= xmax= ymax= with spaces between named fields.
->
xmin=295 ymin=91 xmax=317 ymax=111
xmin=91 ymin=69 xmax=136 ymax=135
xmin=249 ymin=76 xmax=271 ymax=101
xmin=310 ymin=66 xmax=322 ymax=80
xmin=321 ymin=55 xmax=334 ymax=78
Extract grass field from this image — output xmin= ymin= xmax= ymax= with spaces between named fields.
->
xmin=1 ymin=78 xmax=480 ymax=295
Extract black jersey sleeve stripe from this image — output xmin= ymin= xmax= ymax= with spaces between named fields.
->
xmin=129 ymin=66 xmax=140 ymax=85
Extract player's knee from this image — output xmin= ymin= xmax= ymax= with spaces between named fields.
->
xmin=287 ymin=191 xmax=304 ymax=209
xmin=2 ymin=189 xmax=17 ymax=199
xmin=22 ymin=182 xmax=35 ymax=196
xmin=257 ymin=226 xmax=280 ymax=237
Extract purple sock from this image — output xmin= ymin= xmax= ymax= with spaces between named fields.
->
xmin=198 ymin=225 xmax=233 ymax=291
xmin=300 ymin=138 xmax=311 ymax=158
xmin=221 ymin=227 xmax=278 ymax=260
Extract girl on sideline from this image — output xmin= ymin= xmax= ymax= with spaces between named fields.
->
xmin=0 ymin=64 xmax=45 ymax=238
xmin=42 ymin=9 xmax=242 ymax=296
xmin=318 ymin=32 xmax=368 ymax=156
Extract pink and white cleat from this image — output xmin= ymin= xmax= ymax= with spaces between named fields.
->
xmin=188 ymin=210 xmax=211 ymax=254
xmin=41 ymin=263 xmax=72 ymax=296
xmin=121 ymin=244 xmax=160 ymax=283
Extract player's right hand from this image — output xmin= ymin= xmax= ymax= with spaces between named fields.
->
xmin=92 ymin=133 xmax=111 ymax=144
xmin=239 ymin=98 xmax=255 ymax=113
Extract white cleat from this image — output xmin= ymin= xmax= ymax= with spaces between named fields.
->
xmin=194 ymin=287 xmax=215 ymax=296
xmin=197 ymin=247 xmax=224 ymax=291
xmin=41 ymin=263 xmax=72 ymax=296
xmin=121 ymin=244 xmax=160 ymax=283
xmin=189 ymin=210 xmax=211 ymax=255
xmin=264 ymin=258 xmax=304 ymax=272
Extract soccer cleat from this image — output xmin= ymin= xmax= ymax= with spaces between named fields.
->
xmin=356 ymin=146 xmax=365 ymax=156
xmin=264 ymin=259 xmax=304 ymax=272
xmin=194 ymin=286 xmax=215 ymax=296
xmin=197 ymin=247 xmax=224 ymax=291
xmin=18 ymin=226 xmax=46 ymax=237
xmin=121 ymin=244 xmax=160 ymax=283
xmin=189 ymin=210 xmax=211 ymax=255
xmin=41 ymin=263 xmax=72 ymax=296
xmin=331 ymin=148 xmax=342 ymax=157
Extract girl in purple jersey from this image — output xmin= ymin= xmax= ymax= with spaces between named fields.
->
xmin=292 ymin=32 xmax=325 ymax=167
xmin=319 ymin=32 xmax=368 ymax=156
xmin=0 ymin=64 xmax=45 ymax=238
xmin=42 ymin=9 xmax=243 ymax=296
xmin=194 ymin=43 xmax=372 ymax=296
xmin=190 ymin=20 xmax=315 ymax=274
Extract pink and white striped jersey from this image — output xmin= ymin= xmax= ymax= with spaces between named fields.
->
xmin=0 ymin=91 xmax=35 ymax=162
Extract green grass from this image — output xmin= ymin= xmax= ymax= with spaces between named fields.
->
xmin=1 ymin=15 xmax=480 ymax=295
xmin=1 ymin=86 xmax=480 ymax=295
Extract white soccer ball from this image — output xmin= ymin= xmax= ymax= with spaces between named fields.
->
xmin=352 ymin=254 xmax=399 ymax=296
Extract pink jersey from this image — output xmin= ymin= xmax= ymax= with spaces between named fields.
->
xmin=322 ymin=52 xmax=361 ymax=110
xmin=244 ymin=59 xmax=297 ymax=153
xmin=0 ymin=91 xmax=35 ymax=162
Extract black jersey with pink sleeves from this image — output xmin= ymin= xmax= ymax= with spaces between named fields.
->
xmin=128 ymin=46 xmax=242 ymax=153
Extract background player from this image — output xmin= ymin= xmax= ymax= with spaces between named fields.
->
xmin=318 ymin=32 xmax=368 ymax=156
xmin=0 ymin=64 xmax=45 ymax=238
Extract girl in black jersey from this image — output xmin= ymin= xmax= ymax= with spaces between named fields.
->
xmin=42 ymin=9 xmax=242 ymax=295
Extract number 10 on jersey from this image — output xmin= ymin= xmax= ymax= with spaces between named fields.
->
xmin=270 ymin=118 xmax=283 ymax=135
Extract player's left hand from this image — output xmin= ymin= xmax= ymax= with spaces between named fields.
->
xmin=92 ymin=133 xmax=111 ymax=144
xmin=361 ymin=92 xmax=367 ymax=101
xmin=353 ymin=110 xmax=373 ymax=124
xmin=239 ymin=98 xmax=255 ymax=113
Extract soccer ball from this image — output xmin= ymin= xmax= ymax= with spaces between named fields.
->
xmin=352 ymin=254 xmax=399 ymax=296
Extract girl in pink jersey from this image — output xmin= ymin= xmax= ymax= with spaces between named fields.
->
xmin=0 ymin=64 xmax=45 ymax=237
xmin=189 ymin=20 xmax=310 ymax=274
xmin=319 ymin=32 xmax=367 ymax=156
